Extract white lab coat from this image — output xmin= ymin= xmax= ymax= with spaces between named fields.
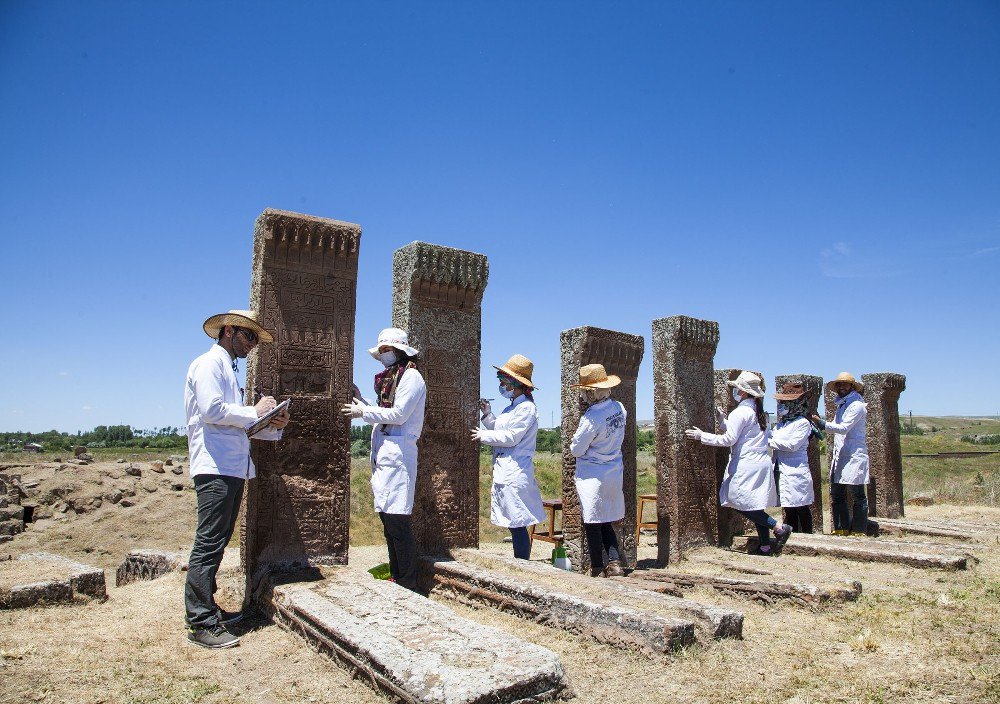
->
xmin=769 ymin=417 xmax=815 ymax=508
xmin=184 ymin=344 xmax=282 ymax=480
xmin=479 ymin=395 xmax=546 ymax=528
xmin=360 ymin=369 xmax=427 ymax=515
xmin=570 ymin=398 xmax=626 ymax=524
xmin=828 ymin=390 xmax=869 ymax=485
xmin=700 ymin=398 xmax=776 ymax=511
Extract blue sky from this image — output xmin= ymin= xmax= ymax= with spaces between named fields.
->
xmin=1 ymin=1 xmax=998 ymax=433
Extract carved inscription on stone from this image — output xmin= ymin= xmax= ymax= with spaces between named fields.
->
xmin=863 ymin=372 xmax=907 ymax=519
xmin=652 ymin=316 xmax=720 ymax=565
xmin=560 ymin=327 xmax=644 ymax=573
xmin=391 ymin=242 xmax=488 ymax=554
xmin=775 ymin=374 xmax=825 ymax=531
xmin=243 ymin=209 xmax=360 ymax=590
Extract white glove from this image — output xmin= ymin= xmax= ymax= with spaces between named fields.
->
xmin=479 ymin=399 xmax=492 ymax=416
xmin=341 ymin=400 xmax=365 ymax=419
xmin=470 ymin=427 xmax=484 ymax=441
xmin=715 ymin=406 xmax=726 ymax=423
xmin=684 ymin=427 xmax=704 ymax=441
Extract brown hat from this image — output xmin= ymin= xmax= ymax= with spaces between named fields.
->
xmin=774 ymin=382 xmax=807 ymax=401
xmin=825 ymin=371 xmax=863 ymax=393
xmin=203 ymin=310 xmax=274 ymax=343
xmin=493 ymin=354 xmax=537 ymax=389
xmin=571 ymin=363 xmax=621 ymax=390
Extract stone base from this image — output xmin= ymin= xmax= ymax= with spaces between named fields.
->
xmin=1 ymin=553 xmax=106 ymax=609
xmin=116 ymin=550 xmax=186 ymax=586
xmin=622 ymin=569 xmax=861 ymax=606
xmin=734 ymin=534 xmax=970 ymax=570
xmin=270 ymin=569 xmax=572 ymax=703
xmin=877 ymin=517 xmax=994 ymax=539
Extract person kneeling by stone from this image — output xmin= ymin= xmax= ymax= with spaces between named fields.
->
xmin=685 ymin=371 xmax=791 ymax=556
xmin=769 ymin=382 xmax=821 ymax=534
xmin=342 ymin=328 xmax=426 ymax=592
xmin=569 ymin=364 xmax=627 ymax=577
xmin=472 ymin=354 xmax=546 ymax=560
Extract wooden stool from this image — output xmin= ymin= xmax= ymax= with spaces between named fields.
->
xmin=635 ymin=493 xmax=658 ymax=544
xmin=530 ymin=499 xmax=564 ymax=548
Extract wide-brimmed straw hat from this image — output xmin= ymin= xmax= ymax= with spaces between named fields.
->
xmin=774 ymin=382 xmax=807 ymax=401
xmin=493 ymin=354 xmax=537 ymax=389
xmin=825 ymin=371 xmax=863 ymax=393
xmin=368 ymin=328 xmax=419 ymax=360
xmin=726 ymin=370 xmax=765 ymax=398
xmin=203 ymin=310 xmax=274 ymax=343
xmin=571 ymin=363 xmax=621 ymax=390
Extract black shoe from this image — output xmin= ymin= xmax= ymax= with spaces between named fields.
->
xmin=774 ymin=524 xmax=793 ymax=548
xmin=187 ymin=623 xmax=240 ymax=649
xmin=218 ymin=609 xmax=244 ymax=626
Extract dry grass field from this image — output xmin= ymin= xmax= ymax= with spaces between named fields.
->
xmin=1 ymin=417 xmax=998 ymax=703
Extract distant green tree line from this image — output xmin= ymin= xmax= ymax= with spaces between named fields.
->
xmin=2 ymin=425 xmax=187 ymax=451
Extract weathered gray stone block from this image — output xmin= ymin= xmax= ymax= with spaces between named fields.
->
xmin=116 ymin=549 xmax=186 ymax=586
xmin=392 ymin=242 xmax=488 ymax=555
xmin=271 ymin=570 xmax=573 ymax=703
xmin=244 ymin=209 xmax=360 ymax=590
xmin=622 ymin=569 xmax=861 ymax=606
xmin=775 ymin=373 xmax=825 ymax=530
xmin=735 ymin=533 xmax=969 ymax=570
xmin=652 ymin=316 xmax=720 ymax=564
xmin=560 ymin=326 xmax=644 ymax=573
xmin=863 ymin=372 xmax=906 ymax=519
xmin=1 ymin=553 xmax=106 ymax=609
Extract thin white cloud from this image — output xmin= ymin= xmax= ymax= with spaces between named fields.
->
xmin=10 ymin=410 xmax=23 ymax=415
xmin=819 ymin=240 xmax=895 ymax=279
xmin=58 ymin=371 xmax=69 ymax=377
xmin=82 ymin=405 xmax=93 ymax=411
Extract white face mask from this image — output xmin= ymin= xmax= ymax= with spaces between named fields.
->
xmin=777 ymin=403 xmax=788 ymax=418
xmin=378 ymin=350 xmax=398 ymax=367
xmin=499 ymin=384 xmax=515 ymax=399
xmin=732 ymin=388 xmax=743 ymax=403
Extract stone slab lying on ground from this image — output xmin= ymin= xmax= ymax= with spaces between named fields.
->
xmin=455 ymin=550 xmax=743 ymax=641
xmin=733 ymin=534 xmax=969 ymax=570
xmin=1 ymin=552 xmax=106 ymax=609
xmin=419 ymin=556 xmax=697 ymax=654
xmin=116 ymin=549 xmax=186 ymax=586
xmin=620 ymin=568 xmax=862 ymax=606
xmin=876 ymin=518 xmax=977 ymax=540
xmin=270 ymin=570 xmax=573 ymax=704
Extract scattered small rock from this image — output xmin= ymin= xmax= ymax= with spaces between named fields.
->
xmin=53 ymin=457 xmax=62 ymax=462
xmin=106 ymin=489 xmax=123 ymax=505
xmin=120 ymin=499 xmax=136 ymax=508
xmin=140 ymin=481 xmax=158 ymax=493
xmin=171 ymin=466 xmax=183 ymax=475
xmin=149 ymin=461 xmax=165 ymax=473
xmin=124 ymin=465 xmax=142 ymax=477
xmin=78 ymin=453 xmax=94 ymax=462
xmin=73 ymin=446 xmax=86 ymax=457
xmin=116 ymin=458 xmax=126 ymax=463
xmin=164 ymin=458 xmax=173 ymax=466
xmin=906 ymin=494 xmax=935 ymax=506
xmin=171 ymin=482 xmax=185 ymax=491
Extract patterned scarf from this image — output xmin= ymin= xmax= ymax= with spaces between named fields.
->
xmin=374 ymin=359 xmax=417 ymax=408
xmin=780 ymin=397 xmax=824 ymax=440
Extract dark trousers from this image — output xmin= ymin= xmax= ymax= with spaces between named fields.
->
xmin=509 ymin=526 xmax=531 ymax=560
xmin=832 ymin=483 xmax=869 ymax=533
xmin=783 ymin=505 xmax=814 ymax=534
xmin=185 ymin=474 xmax=245 ymax=629
xmin=379 ymin=512 xmax=417 ymax=590
xmin=584 ymin=522 xmax=621 ymax=570
xmin=737 ymin=509 xmax=777 ymax=546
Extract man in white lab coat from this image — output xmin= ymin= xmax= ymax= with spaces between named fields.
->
xmin=813 ymin=372 xmax=869 ymax=535
xmin=184 ymin=310 xmax=290 ymax=649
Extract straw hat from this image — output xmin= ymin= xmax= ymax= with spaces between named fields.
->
xmin=203 ymin=310 xmax=273 ymax=343
xmin=825 ymin=371 xmax=863 ymax=393
xmin=368 ymin=328 xmax=419 ymax=360
xmin=493 ymin=354 xmax=537 ymax=389
xmin=726 ymin=370 xmax=765 ymax=398
xmin=571 ymin=363 xmax=621 ymax=390
xmin=774 ymin=382 xmax=807 ymax=401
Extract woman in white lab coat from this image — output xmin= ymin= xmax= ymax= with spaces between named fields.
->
xmin=343 ymin=328 xmax=426 ymax=590
xmin=685 ymin=371 xmax=790 ymax=556
xmin=769 ymin=382 xmax=819 ymax=534
xmin=569 ymin=364 xmax=627 ymax=577
xmin=812 ymin=372 xmax=869 ymax=535
xmin=471 ymin=354 xmax=546 ymax=560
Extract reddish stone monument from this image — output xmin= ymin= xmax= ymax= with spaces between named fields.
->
xmin=652 ymin=315 xmax=720 ymax=565
xmin=560 ymin=326 xmax=644 ymax=573
xmin=391 ymin=241 xmax=489 ymax=555
xmin=862 ymin=372 xmax=907 ymax=519
xmin=775 ymin=373 xmax=825 ymax=530
xmin=242 ymin=209 xmax=360 ymax=588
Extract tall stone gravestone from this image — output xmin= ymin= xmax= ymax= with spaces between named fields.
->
xmin=652 ymin=316 xmax=720 ymax=565
xmin=775 ymin=373 xmax=825 ymax=531
xmin=713 ymin=369 xmax=757 ymax=546
xmin=862 ymin=372 xmax=906 ymax=519
xmin=560 ymin=326 xmax=644 ymax=573
xmin=392 ymin=242 xmax=488 ymax=555
xmin=243 ymin=209 xmax=360 ymax=588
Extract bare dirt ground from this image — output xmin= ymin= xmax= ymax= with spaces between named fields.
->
xmin=2 ymin=457 xmax=999 ymax=703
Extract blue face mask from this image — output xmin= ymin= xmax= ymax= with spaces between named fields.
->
xmin=777 ymin=403 xmax=788 ymax=418
xmin=499 ymin=384 xmax=515 ymax=399
xmin=732 ymin=388 xmax=743 ymax=403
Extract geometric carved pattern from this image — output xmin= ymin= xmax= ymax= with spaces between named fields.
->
xmin=652 ymin=315 xmax=720 ymax=565
xmin=391 ymin=241 xmax=488 ymax=555
xmin=242 ymin=209 xmax=361 ymax=589
xmin=775 ymin=373 xmax=825 ymax=531
xmin=559 ymin=326 xmax=644 ymax=574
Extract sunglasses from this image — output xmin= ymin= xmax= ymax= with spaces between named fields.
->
xmin=235 ymin=327 xmax=258 ymax=344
